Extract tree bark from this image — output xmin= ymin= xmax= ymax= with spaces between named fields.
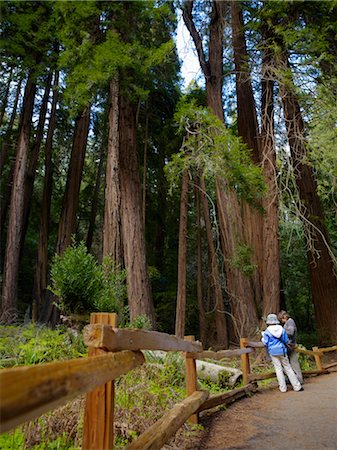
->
xmin=231 ymin=0 xmax=264 ymax=313
xmin=260 ymin=34 xmax=280 ymax=317
xmin=20 ymin=71 xmax=52 ymax=254
xmin=119 ymin=95 xmax=155 ymax=327
xmin=199 ymin=175 xmax=228 ymax=347
xmin=34 ymin=70 xmax=59 ymax=320
xmin=1 ymin=74 xmax=36 ymax=323
xmin=0 ymin=76 xmax=22 ymax=189
xmin=216 ymin=182 xmax=259 ymax=339
xmin=103 ymin=76 xmax=123 ymax=264
xmin=0 ymin=66 xmax=13 ymax=126
xmin=195 ymin=183 xmax=207 ymax=345
xmin=278 ymin=50 xmax=337 ymax=343
xmin=56 ymin=106 xmax=91 ymax=255
xmin=175 ymin=170 xmax=189 ymax=338
xmin=86 ymin=140 xmax=104 ymax=253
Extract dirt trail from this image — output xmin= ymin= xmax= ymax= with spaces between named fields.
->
xmin=187 ymin=372 xmax=337 ymax=450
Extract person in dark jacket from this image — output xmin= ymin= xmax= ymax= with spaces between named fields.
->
xmin=278 ymin=310 xmax=303 ymax=384
xmin=262 ymin=314 xmax=303 ymax=393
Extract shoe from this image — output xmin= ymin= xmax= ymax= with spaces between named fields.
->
xmin=297 ymin=387 xmax=304 ymax=391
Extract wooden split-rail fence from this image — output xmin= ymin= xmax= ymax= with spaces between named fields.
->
xmin=0 ymin=312 xmax=336 ymax=449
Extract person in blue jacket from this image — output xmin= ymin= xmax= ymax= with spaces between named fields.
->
xmin=262 ymin=313 xmax=303 ymax=393
xmin=278 ymin=310 xmax=303 ymax=384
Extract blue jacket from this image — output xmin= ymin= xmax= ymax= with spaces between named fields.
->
xmin=262 ymin=325 xmax=289 ymax=356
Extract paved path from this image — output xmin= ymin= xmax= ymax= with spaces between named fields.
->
xmin=192 ymin=372 xmax=337 ymax=450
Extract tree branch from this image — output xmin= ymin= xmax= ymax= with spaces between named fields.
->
xmin=182 ymin=0 xmax=210 ymax=78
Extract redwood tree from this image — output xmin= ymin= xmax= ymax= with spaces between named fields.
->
xmin=183 ymin=0 xmax=259 ymax=340
xmin=1 ymin=74 xmax=36 ymax=322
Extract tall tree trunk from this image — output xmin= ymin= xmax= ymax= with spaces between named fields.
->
xmin=260 ymin=35 xmax=280 ymax=317
xmin=199 ymin=175 xmax=228 ymax=347
xmin=183 ymin=0 xmax=259 ymax=340
xmin=1 ymin=74 xmax=36 ymax=323
xmin=103 ymin=76 xmax=122 ymax=265
xmin=21 ymin=71 xmax=53 ymax=254
xmin=216 ymin=183 xmax=259 ymax=338
xmin=34 ymin=71 xmax=59 ymax=321
xmin=56 ymin=106 xmax=91 ymax=255
xmin=119 ymin=95 xmax=155 ymax=327
xmin=195 ymin=183 xmax=207 ymax=345
xmin=0 ymin=66 xmax=13 ymax=126
xmin=231 ymin=0 xmax=264 ymax=313
xmin=0 ymin=77 xmax=22 ymax=250
xmin=278 ymin=50 xmax=337 ymax=343
xmin=175 ymin=170 xmax=189 ymax=338
xmin=0 ymin=77 xmax=22 ymax=176
xmin=86 ymin=140 xmax=104 ymax=252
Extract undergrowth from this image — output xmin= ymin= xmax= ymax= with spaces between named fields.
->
xmin=0 ymin=325 xmax=206 ymax=449
xmin=0 ymin=325 xmax=320 ymax=449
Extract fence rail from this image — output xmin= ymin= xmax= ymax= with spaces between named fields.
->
xmin=0 ymin=312 xmax=336 ymax=449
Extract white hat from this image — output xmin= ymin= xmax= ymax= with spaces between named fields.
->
xmin=266 ymin=313 xmax=280 ymax=325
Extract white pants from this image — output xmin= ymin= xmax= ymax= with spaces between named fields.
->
xmin=288 ymin=350 xmax=303 ymax=384
xmin=271 ymin=354 xmax=302 ymax=392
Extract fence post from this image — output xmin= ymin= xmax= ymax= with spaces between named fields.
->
xmin=82 ymin=312 xmax=117 ymax=450
xmin=312 ymin=346 xmax=323 ymax=371
xmin=185 ymin=335 xmax=198 ymax=424
xmin=240 ymin=338 xmax=250 ymax=385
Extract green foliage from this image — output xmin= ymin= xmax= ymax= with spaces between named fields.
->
xmin=49 ymin=241 xmax=128 ymax=316
xmin=279 ymin=218 xmax=314 ymax=332
xmin=0 ymin=428 xmax=76 ymax=450
xmin=229 ymin=244 xmax=256 ymax=277
xmin=49 ymin=241 xmax=103 ymax=314
xmin=0 ymin=324 xmax=86 ymax=368
xmin=128 ymin=314 xmax=152 ymax=331
xmin=93 ymin=257 xmax=127 ymax=315
xmin=0 ymin=429 xmax=25 ymax=450
xmin=56 ymin=1 xmax=177 ymax=114
xmin=166 ymin=98 xmax=265 ymax=207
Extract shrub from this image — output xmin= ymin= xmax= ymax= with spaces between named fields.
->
xmin=49 ymin=241 xmax=103 ymax=314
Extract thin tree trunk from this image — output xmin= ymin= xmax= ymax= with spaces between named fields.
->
xmin=56 ymin=106 xmax=91 ymax=255
xmin=119 ymin=95 xmax=155 ymax=327
xmin=0 ymin=66 xmax=13 ymax=126
xmin=278 ymin=50 xmax=337 ymax=343
xmin=199 ymin=175 xmax=228 ymax=347
xmin=195 ymin=183 xmax=207 ymax=345
xmin=231 ymin=0 xmax=264 ymax=313
xmin=103 ymin=76 xmax=122 ymax=265
xmin=1 ymin=74 xmax=36 ymax=323
xmin=34 ymin=71 xmax=59 ymax=321
xmin=0 ymin=77 xmax=22 ymax=175
xmin=260 ymin=36 xmax=280 ymax=317
xmin=21 ymin=71 xmax=53 ymax=254
xmin=175 ymin=170 xmax=189 ymax=338
xmin=86 ymin=141 xmax=104 ymax=252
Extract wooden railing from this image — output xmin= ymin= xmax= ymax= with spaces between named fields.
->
xmin=0 ymin=312 xmax=336 ymax=450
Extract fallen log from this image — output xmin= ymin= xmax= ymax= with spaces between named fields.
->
xmin=196 ymin=360 xmax=242 ymax=387
xmin=145 ymin=351 xmax=242 ymax=388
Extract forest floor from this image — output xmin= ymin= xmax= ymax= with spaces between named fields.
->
xmin=180 ymin=351 xmax=337 ymax=450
